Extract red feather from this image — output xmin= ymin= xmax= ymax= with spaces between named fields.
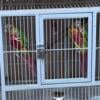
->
xmin=71 ymin=28 xmax=84 ymax=47
xmin=10 ymin=35 xmax=23 ymax=50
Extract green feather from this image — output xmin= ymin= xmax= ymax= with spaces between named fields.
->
xmin=17 ymin=29 xmax=28 ymax=49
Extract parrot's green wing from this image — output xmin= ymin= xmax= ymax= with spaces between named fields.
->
xmin=17 ymin=29 xmax=29 ymax=50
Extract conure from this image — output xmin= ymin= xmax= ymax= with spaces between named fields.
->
xmin=68 ymin=21 xmax=88 ymax=76
xmin=5 ymin=24 xmax=36 ymax=79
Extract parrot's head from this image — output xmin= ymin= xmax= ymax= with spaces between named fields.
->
xmin=5 ymin=24 xmax=17 ymax=36
xmin=74 ymin=20 xmax=84 ymax=34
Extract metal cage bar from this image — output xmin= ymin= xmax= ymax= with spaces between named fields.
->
xmin=41 ymin=13 xmax=92 ymax=84
xmin=0 ymin=0 xmax=100 ymax=10
xmin=95 ymin=13 xmax=100 ymax=81
xmin=2 ymin=16 xmax=37 ymax=85
xmin=4 ymin=86 xmax=100 ymax=100
xmin=0 ymin=4 xmax=100 ymax=100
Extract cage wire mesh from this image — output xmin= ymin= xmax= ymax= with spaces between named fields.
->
xmin=0 ymin=0 xmax=100 ymax=100
xmin=96 ymin=13 xmax=100 ymax=81
xmin=4 ymin=86 xmax=100 ymax=100
xmin=1 ymin=15 xmax=89 ymax=85
xmin=2 ymin=16 xmax=37 ymax=85
xmin=44 ymin=18 xmax=88 ymax=80
xmin=0 ymin=0 xmax=100 ymax=10
xmin=0 ymin=12 xmax=97 ymax=100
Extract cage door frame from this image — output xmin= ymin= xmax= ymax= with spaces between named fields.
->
xmin=40 ymin=13 xmax=92 ymax=85
xmin=0 ymin=11 xmax=42 ymax=100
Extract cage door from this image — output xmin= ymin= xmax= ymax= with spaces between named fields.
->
xmin=1 ymin=15 xmax=40 ymax=86
xmin=40 ymin=13 xmax=92 ymax=85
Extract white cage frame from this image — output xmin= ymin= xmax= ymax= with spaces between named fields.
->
xmin=0 ymin=7 xmax=99 ymax=100
xmin=40 ymin=13 xmax=92 ymax=84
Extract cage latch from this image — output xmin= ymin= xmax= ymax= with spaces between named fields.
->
xmin=37 ymin=45 xmax=45 ymax=59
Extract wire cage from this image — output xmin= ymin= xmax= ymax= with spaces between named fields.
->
xmin=0 ymin=0 xmax=100 ymax=10
xmin=1 ymin=12 xmax=92 ymax=85
xmin=0 ymin=0 xmax=100 ymax=100
xmin=3 ymin=16 xmax=37 ymax=85
xmin=5 ymin=86 xmax=100 ymax=100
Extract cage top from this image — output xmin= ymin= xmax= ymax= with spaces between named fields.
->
xmin=0 ymin=0 xmax=100 ymax=10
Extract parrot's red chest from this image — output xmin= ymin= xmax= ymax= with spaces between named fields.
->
xmin=10 ymin=35 xmax=23 ymax=50
xmin=72 ymin=29 xmax=84 ymax=47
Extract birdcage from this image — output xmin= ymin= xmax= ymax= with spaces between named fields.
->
xmin=0 ymin=0 xmax=100 ymax=100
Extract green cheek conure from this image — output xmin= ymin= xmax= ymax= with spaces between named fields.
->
xmin=5 ymin=24 xmax=36 ymax=79
xmin=68 ymin=21 xmax=88 ymax=76
xmin=5 ymin=24 xmax=28 ymax=50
